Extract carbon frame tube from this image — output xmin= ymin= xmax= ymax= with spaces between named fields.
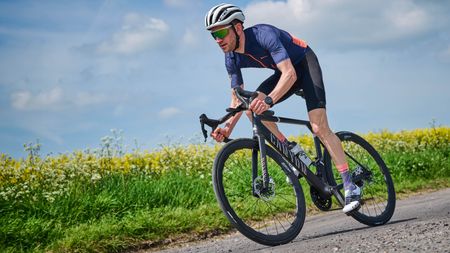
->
xmin=258 ymin=114 xmax=313 ymax=133
xmin=251 ymin=142 xmax=259 ymax=196
xmin=253 ymin=115 xmax=333 ymax=198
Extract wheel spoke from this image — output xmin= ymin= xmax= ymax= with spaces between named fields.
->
xmin=213 ymin=139 xmax=305 ymax=245
xmin=325 ymin=132 xmax=395 ymax=226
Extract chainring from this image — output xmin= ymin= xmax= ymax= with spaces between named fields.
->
xmin=310 ymin=186 xmax=332 ymax=211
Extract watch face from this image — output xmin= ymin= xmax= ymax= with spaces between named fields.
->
xmin=264 ymin=96 xmax=273 ymax=105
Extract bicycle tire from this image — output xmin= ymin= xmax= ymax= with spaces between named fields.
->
xmin=324 ymin=131 xmax=396 ymax=226
xmin=213 ymin=138 xmax=306 ymax=246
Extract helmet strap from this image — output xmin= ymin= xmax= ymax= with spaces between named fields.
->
xmin=231 ymin=25 xmax=240 ymax=51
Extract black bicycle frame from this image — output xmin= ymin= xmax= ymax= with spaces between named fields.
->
xmin=199 ymin=86 xmax=345 ymax=206
xmin=251 ymin=112 xmax=345 ymax=205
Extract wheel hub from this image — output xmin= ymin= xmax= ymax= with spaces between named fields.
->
xmin=253 ymin=176 xmax=276 ymax=201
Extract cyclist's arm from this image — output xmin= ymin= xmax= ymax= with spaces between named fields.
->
xmin=254 ymin=26 xmax=297 ymax=104
xmin=267 ymin=58 xmax=297 ymax=103
xmin=223 ymin=54 xmax=244 ymax=136
xmin=211 ymin=85 xmax=244 ymax=142
xmin=223 ymin=85 xmax=244 ymax=133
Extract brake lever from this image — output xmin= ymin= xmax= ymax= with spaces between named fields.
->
xmin=199 ymin=113 xmax=233 ymax=143
xmin=200 ymin=122 xmax=208 ymax=142
xmin=199 ymin=114 xmax=221 ymax=142
xmin=199 ymin=114 xmax=210 ymax=142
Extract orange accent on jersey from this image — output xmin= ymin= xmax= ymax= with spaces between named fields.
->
xmin=244 ymin=53 xmax=269 ymax=68
xmin=291 ymin=34 xmax=307 ymax=48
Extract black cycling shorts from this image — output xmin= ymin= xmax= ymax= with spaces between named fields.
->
xmin=256 ymin=47 xmax=326 ymax=112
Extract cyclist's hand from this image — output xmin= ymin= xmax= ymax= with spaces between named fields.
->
xmin=211 ymin=127 xmax=230 ymax=143
xmin=249 ymin=92 xmax=270 ymax=115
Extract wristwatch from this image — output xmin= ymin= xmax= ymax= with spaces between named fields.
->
xmin=264 ymin=96 xmax=274 ymax=106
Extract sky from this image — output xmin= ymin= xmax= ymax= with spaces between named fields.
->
xmin=0 ymin=0 xmax=449 ymax=158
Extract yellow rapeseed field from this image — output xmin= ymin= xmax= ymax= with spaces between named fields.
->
xmin=1 ymin=127 xmax=448 ymax=204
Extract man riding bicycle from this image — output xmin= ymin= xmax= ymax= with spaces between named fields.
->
xmin=205 ymin=3 xmax=360 ymax=213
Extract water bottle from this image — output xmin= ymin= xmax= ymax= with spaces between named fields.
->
xmin=288 ymin=141 xmax=312 ymax=167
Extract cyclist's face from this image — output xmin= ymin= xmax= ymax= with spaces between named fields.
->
xmin=211 ymin=25 xmax=236 ymax=53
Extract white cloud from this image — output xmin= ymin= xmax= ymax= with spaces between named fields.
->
xmin=10 ymin=87 xmax=107 ymax=111
xmin=97 ymin=13 xmax=169 ymax=55
xmin=388 ymin=5 xmax=427 ymax=31
xmin=243 ymin=0 xmax=433 ymax=50
xmin=163 ymin=0 xmax=201 ymax=8
xmin=11 ymin=87 xmax=63 ymax=111
xmin=158 ymin=107 xmax=182 ymax=119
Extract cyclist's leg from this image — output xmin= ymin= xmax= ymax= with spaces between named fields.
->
xmin=299 ymin=49 xmax=346 ymax=166
xmin=300 ymin=48 xmax=360 ymax=212
xmin=308 ymin=109 xmax=346 ymax=166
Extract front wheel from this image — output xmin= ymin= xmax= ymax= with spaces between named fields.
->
xmin=324 ymin=131 xmax=396 ymax=226
xmin=213 ymin=138 xmax=306 ymax=246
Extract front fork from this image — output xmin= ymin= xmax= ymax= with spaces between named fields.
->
xmin=251 ymin=145 xmax=259 ymax=197
xmin=251 ymin=115 xmax=270 ymax=196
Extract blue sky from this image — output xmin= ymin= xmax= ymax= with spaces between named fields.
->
xmin=1 ymin=0 xmax=449 ymax=158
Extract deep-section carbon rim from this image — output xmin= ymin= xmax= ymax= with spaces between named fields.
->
xmin=213 ymin=138 xmax=306 ymax=245
xmin=324 ymin=131 xmax=396 ymax=226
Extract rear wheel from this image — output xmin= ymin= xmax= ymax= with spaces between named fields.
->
xmin=324 ymin=131 xmax=396 ymax=226
xmin=213 ymin=138 xmax=306 ymax=245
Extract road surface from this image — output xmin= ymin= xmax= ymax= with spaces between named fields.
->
xmin=143 ymin=188 xmax=450 ymax=253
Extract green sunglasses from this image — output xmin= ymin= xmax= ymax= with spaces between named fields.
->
xmin=211 ymin=25 xmax=232 ymax=40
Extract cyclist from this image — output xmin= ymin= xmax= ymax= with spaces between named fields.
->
xmin=205 ymin=3 xmax=360 ymax=213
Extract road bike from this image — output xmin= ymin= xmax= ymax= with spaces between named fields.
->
xmin=199 ymin=87 xmax=396 ymax=246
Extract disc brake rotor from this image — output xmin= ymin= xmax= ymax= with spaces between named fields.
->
xmin=254 ymin=176 xmax=276 ymax=201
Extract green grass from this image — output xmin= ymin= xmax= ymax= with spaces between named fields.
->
xmin=0 ymin=127 xmax=449 ymax=252
xmin=0 ymin=172 xmax=223 ymax=252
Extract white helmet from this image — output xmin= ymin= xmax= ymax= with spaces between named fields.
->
xmin=205 ymin=3 xmax=245 ymax=30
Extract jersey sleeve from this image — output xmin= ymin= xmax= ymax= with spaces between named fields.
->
xmin=257 ymin=26 xmax=290 ymax=64
xmin=225 ymin=53 xmax=243 ymax=88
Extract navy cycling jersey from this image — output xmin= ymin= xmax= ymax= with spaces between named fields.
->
xmin=226 ymin=24 xmax=310 ymax=88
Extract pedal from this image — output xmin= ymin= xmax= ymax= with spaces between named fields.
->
xmin=345 ymin=202 xmax=362 ymax=216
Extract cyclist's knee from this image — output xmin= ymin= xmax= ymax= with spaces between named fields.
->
xmin=312 ymin=123 xmax=333 ymax=140
xmin=309 ymin=108 xmax=332 ymax=140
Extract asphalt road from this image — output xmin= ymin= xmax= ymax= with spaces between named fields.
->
xmin=146 ymin=188 xmax=450 ymax=253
